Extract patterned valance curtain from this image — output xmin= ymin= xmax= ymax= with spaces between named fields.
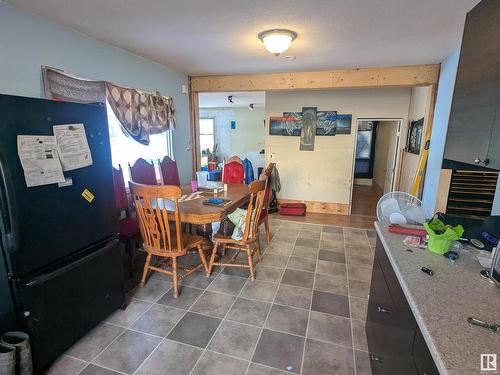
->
xmin=106 ymin=83 xmax=175 ymax=145
xmin=42 ymin=66 xmax=176 ymax=145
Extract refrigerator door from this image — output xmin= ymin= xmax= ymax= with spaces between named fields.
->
xmin=0 ymin=94 xmax=117 ymax=277
xmin=0 ymin=242 xmax=16 ymax=333
xmin=17 ymin=239 xmax=124 ymax=371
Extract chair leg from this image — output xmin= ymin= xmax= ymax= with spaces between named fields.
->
xmin=264 ymin=216 xmax=271 ymax=244
xmin=140 ymin=254 xmax=151 ymax=287
xmin=247 ymin=245 xmax=255 ymax=281
xmin=172 ymin=257 xmax=179 ymax=298
xmin=197 ymin=244 xmax=209 ymax=273
xmin=221 ymin=244 xmax=227 ymax=257
xmin=255 ymin=239 xmax=263 ymax=263
xmin=208 ymin=242 xmax=218 ymax=277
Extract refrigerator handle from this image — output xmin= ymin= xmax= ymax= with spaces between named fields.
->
xmin=0 ymin=153 xmax=18 ymax=253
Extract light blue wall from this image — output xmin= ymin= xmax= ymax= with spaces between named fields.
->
xmin=422 ymin=49 xmax=460 ymax=214
xmin=0 ymin=2 xmax=192 ymax=183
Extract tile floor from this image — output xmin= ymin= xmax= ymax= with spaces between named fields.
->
xmin=46 ymin=219 xmax=376 ymax=375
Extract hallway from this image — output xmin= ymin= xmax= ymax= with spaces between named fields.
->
xmin=350 ymin=185 xmax=383 ymax=217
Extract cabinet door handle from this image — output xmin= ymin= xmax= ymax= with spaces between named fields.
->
xmin=474 ymin=157 xmax=490 ymax=166
xmin=370 ymin=354 xmax=383 ymax=363
xmin=377 ymin=305 xmax=391 ymax=314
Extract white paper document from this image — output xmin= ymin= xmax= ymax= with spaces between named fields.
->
xmin=53 ymin=123 xmax=93 ymax=171
xmin=17 ymin=135 xmax=65 ymax=187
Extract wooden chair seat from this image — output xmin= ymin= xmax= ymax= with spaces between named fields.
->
xmin=143 ymin=232 xmax=204 ymax=257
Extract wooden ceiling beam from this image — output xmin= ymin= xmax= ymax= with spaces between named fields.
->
xmin=190 ymin=64 xmax=440 ymax=92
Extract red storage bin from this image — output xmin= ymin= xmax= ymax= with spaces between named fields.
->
xmin=279 ymin=202 xmax=306 ymax=216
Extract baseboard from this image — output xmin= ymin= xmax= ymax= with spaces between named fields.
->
xmin=278 ymin=199 xmax=349 ymax=215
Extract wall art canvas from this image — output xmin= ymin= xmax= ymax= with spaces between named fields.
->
xmin=300 ymin=107 xmax=317 ymax=151
xmin=336 ymin=114 xmax=352 ymax=134
xmin=316 ymin=111 xmax=337 ymax=136
xmin=269 ymin=113 xmax=301 ymax=136
xmin=407 ymin=117 xmax=423 ymax=154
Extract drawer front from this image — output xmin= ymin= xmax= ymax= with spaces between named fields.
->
xmin=374 ymin=238 xmax=416 ymax=353
xmin=413 ymin=328 xmax=440 ymax=375
xmin=367 ymin=273 xmax=416 ymax=363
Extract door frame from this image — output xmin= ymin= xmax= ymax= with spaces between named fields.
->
xmin=349 ymin=118 xmax=403 ymax=214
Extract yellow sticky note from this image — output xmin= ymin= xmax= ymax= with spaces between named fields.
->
xmin=81 ymin=188 xmax=95 ymax=203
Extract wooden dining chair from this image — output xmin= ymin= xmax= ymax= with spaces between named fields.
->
xmin=112 ymin=165 xmax=141 ymax=277
xmin=258 ymin=163 xmax=275 ymax=244
xmin=207 ymin=179 xmax=266 ymax=280
xmin=129 ymin=182 xmax=209 ymax=298
xmin=222 ymin=155 xmax=245 ymax=184
xmin=128 ymin=158 xmax=157 ymax=185
xmin=158 ymin=156 xmax=181 ymax=186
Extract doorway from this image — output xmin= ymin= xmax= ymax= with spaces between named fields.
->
xmin=197 ymin=91 xmax=266 ymax=179
xmin=351 ymin=119 xmax=401 ymax=217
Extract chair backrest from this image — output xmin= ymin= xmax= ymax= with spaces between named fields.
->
xmin=129 ymin=181 xmax=185 ymax=255
xmin=159 ymin=156 xmax=181 ymax=186
xmin=128 ymin=158 xmax=157 ymax=185
xmin=112 ymin=165 xmax=129 ymax=211
xmin=261 ymin=163 xmax=275 ymax=210
xmin=223 ymin=161 xmax=245 ymax=184
xmin=242 ymin=179 xmax=267 ymax=242
xmin=226 ymin=155 xmax=243 ymax=165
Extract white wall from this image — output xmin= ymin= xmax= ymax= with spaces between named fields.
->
xmin=199 ymin=106 xmax=265 ymax=174
xmin=0 ymin=2 xmax=192 ymax=183
xmin=399 ymin=86 xmax=429 ymax=193
xmin=265 ymin=88 xmax=411 ymax=205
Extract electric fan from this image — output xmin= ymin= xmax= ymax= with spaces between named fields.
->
xmin=376 ymin=192 xmax=428 ymax=225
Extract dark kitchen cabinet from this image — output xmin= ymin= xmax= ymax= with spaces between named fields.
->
xmin=444 ymin=0 xmax=500 ymax=170
xmin=366 ymin=238 xmax=438 ymax=375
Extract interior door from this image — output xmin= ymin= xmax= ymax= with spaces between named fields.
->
xmin=385 ymin=121 xmax=400 ymax=193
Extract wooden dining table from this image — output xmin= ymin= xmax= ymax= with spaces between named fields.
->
xmin=174 ymin=183 xmax=250 ymax=225
xmin=165 ymin=183 xmax=251 ymax=251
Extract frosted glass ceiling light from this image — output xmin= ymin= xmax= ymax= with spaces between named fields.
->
xmin=258 ymin=29 xmax=297 ymax=56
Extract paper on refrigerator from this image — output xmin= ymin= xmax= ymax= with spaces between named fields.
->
xmin=17 ymin=135 xmax=65 ymax=187
xmin=53 ymin=123 xmax=93 ymax=171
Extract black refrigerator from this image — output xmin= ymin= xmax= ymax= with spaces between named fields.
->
xmin=0 ymin=94 xmax=124 ymax=371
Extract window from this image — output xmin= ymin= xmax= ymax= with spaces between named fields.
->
xmin=199 ymin=118 xmax=215 ymax=153
xmin=107 ymin=104 xmax=173 ymax=184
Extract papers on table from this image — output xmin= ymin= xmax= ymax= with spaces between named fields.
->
xmin=53 ymin=124 xmax=93 ymax=171
xmin=17 ymin=135 xmax=65 ymax=187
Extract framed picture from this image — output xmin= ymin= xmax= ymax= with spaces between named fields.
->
xmin=300 ymin=107 xmax=317 ymax=151
xmin=407 ymin=118 xmax=424 ymax=154
xmin=336 ymin=114 xmax=352 ymax=134
xmin=316 ymin=111 xmax=337 ymax=136
xmin=269 ymin=113 xmax=301 ymax=136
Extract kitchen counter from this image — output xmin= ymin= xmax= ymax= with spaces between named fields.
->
xmin=374 ymin=222 xmax=500 ymax=375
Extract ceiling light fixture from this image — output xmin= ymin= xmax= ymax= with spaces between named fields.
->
xmin=258 ymin=29 xmax=297 ymax=56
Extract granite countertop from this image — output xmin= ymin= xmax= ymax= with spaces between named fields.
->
xmin=374 ymin=222 xmax=500 ymax=375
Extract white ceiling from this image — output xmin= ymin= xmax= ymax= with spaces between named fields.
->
xmin=199 ymin=91 xmax=265 ymax=108
xmin=6 ymin=0 xmax=479 ymax=75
